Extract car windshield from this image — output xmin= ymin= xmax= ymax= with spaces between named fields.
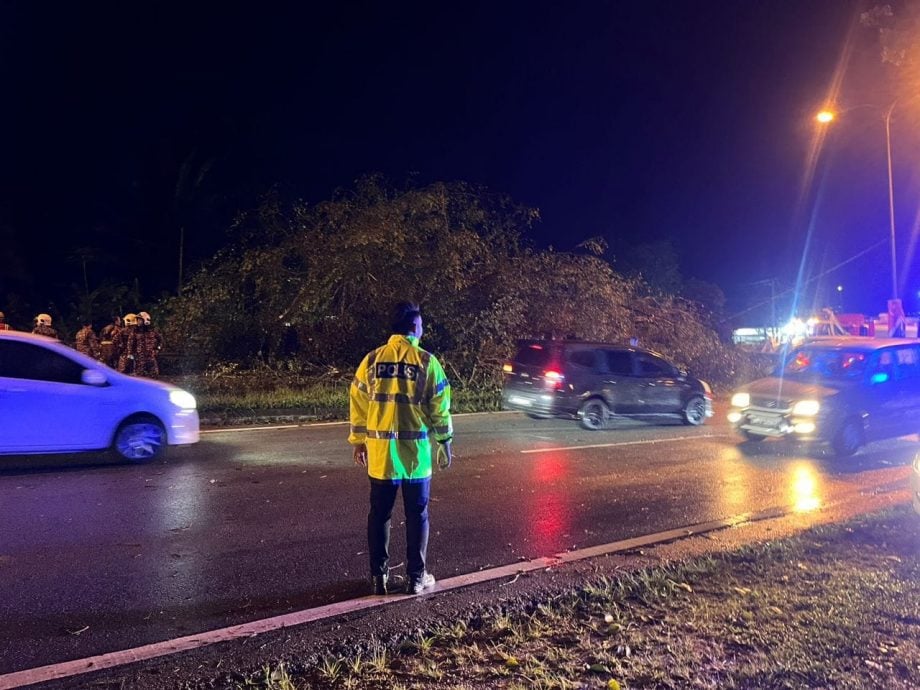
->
xmin=781 ymin=348 xmax=867 ymax=380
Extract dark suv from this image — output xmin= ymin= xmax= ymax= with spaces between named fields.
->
xmin=728 ymin=337 xmax=920 ymax=456
xmin=501 ymin=340 xmax=713 ymax=430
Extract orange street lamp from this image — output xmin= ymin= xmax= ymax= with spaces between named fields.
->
xmin=816 ymin=110 xmax=835 ymax=123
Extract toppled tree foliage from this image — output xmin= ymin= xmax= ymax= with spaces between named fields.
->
xmin=161 ymin=176 xmax=768 ymax=389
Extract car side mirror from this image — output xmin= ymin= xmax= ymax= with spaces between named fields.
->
xmin=81 ymin=369 xmax=108 ymax=386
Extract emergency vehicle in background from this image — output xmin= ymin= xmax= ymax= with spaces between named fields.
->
xmin=733 ymin=308 xmax=919 ymax=352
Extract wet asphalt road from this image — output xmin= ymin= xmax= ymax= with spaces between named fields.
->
xmin=0 ymin=406 xmax=914 ymax=675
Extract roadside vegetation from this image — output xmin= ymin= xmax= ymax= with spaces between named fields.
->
xmin=235 ymin=507 xmax=918 ymax=689
xmin=170 ymin=362 xmax=502 ymax=418
xmin=6 ymin=176 xmax=773 ymax=402
xmin=156 ymin=177 xmax=772 ymax=412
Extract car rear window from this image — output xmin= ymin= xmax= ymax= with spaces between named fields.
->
xmin=513 ymin=344 xmax=553 ymax=368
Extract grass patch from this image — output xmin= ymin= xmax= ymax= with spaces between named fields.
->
xmin=170 ymin=368 xmax=502 ymax=419
xmin=234 ymin=507 xmax=919 ymax=689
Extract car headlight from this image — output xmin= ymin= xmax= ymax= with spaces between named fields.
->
xmin=169 ymin=390 xmax=197 ymax=410
xmin=791 ymin=400 xmax=820 ymax=416
xmin=730 ymin=392 xmax=750 ymax=408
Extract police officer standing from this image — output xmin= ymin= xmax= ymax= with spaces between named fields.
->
xmin=349 ymin=301 xmax=453 ymax=596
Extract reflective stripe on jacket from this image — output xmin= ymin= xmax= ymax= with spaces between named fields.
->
xmin=349 ymin=334 xmax=452 ymax=480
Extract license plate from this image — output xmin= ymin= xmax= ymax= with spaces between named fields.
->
xmin=748 ymin=414 xmax=778 ymax=427
xmin=509 ymin=395 xmax=532 ymax=407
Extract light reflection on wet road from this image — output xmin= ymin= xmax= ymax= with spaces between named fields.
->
xmin=0 ymin=408 xmax=913 ymax=674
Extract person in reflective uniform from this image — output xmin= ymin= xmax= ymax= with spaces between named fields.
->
xmin=99 ymin=315 xmax=122 ymax=368
xmin=75 ymin=320 xmax=102 ymax=360
xmin=132 ymin=311 xmax=164 ymax=378
xmin=349 ymin=301 xmax=453 ymax=596
xmin=117 ymin=313 xmax=138 ymax=374
xmin=32 ymin=313 xmax=58 ymax=338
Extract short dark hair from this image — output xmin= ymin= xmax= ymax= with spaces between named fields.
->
xmin=390 ymin=301 xmax=421 ymax=334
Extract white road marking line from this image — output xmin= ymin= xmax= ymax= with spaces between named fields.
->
xmin=0 ymin=508 xmax=785 ymax=690
xmin=520 ymin=433 xmax=727 ymax=454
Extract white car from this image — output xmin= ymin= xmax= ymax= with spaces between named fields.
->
xmin=0 ymin=330 xmax=199 ymax=462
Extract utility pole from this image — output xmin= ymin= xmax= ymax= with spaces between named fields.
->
xmin=770 ymin=278 xmax=776 ymax=338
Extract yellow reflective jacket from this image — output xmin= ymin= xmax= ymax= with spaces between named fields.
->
xmin=349 ymin=335 xmax=453 ymax=480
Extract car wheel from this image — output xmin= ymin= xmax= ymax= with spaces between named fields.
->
xmin=578 ymin=399 xmax=609 ymax=430
xmin=682 ymin=396 xmax=707 ymax=426
xmin=741 ymin=430 xmax=767 ymax=443
xmin=832 ymin=419 xmax=863 ymax=457
xmin=113 ymin=416 xmax=167 ymax=463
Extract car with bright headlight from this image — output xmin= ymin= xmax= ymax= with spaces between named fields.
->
xmin=0 ymin=330 xmax=199 ymax=462
xmin=502 ymin=339 xmax=713 ymax=430
xmin=728 ymin=337 xmax=920 ymax=456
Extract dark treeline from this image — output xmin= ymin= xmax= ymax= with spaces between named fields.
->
xmin=154 ymin=176 xmax=762 ymax=389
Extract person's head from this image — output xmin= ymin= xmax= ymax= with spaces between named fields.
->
xmin=0 ymin=311 xmax=5 ymax=323
xmin=36 ymin=313 xmax=52 ymax=327
xmin=123 ymin=313 xmax=138 ymax=327
xmin=138 ymin=311 xmax=152 ymax=326
xmin=390 ymin=301 xmax=422 ymax=338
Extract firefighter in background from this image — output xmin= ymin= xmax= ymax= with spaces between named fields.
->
xmin=132 ymin=311 xmax=164 ymax=378
xmin=117 ymin=313 xmax=138 ymax=374
xmin=32 ymin=313 xmax=58 ymax=338
xmin=75 ymin=319 xmax=102 ymax=360
xmin=0 ymin=311 xmax=10 ymax=331
xmin=99 ymin=315 xmax=122 ymax=368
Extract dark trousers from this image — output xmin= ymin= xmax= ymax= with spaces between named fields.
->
xmin=368 ymin=478 xmax=430 ymax=581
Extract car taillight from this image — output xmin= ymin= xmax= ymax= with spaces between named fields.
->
xmin=543 ymin=370 xmax=564 ymax=390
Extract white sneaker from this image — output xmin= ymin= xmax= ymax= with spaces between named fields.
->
xmin=406 ymin=571 xmax=436 ymax=594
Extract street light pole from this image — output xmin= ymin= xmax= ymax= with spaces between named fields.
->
xmin=884 ymin=99 xmax=899 ymax=301
xmin=818 ymin=101 xmax=906 ymax=313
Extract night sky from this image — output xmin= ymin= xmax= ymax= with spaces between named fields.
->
xmin=2 ymin=0 xmax=917 ymax=323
